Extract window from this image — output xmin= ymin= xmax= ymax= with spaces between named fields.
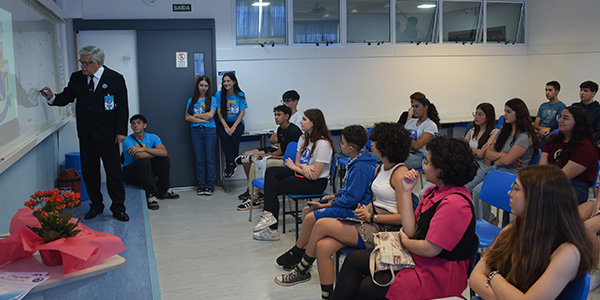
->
xmin=396 ymin=1 xmax=438 ymax=43
xmin=486 ymin=2 xmax=524 ymax=43
xmin=443 ymin=1 xmax=482 ymax=43
xmin=293 ymin=0 xmax=339 ymax=44
xmin=236 ymin=0 xmax=286 ymax=45
xmin=347 ymin=0 xmax=390 ymax=43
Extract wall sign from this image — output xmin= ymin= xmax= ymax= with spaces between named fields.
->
xmin=176 ymin=52 xmax=187 ymax=68
xmin=173 ymin=4 xmax=191 ymax=12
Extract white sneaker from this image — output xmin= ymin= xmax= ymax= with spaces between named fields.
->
xmin=253 ymin=227 xmax=280 ymax=241
xmin=253 ymin=212 xmax=277 ymax=232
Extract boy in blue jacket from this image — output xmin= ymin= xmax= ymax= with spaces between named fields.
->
xmin=275 ymin=125 xmax=378 ymax=270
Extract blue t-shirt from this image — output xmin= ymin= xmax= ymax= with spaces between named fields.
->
xmin=215 ymin=91 xmax=248 ymax=124
xmin=122 ymin=133 xmax=163 ymax=167
xmin=186 ymin=96 xmax=217 ymax=128
xmin=537 ymin=101 xmax=566 ymax=129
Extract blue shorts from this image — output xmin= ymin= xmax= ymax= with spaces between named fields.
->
xmin=313 ymin=207 xmax=355 ymax=220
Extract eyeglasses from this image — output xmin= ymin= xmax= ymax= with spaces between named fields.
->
xmin=510 ymin=181 xmax=521 ymax=193
xmin=79 ymin=59 xmax=94 ymax=66
xmin=422 ymin=158 xmax=430 ymax=166
xmin=557 ymin=115 xmax=571 ymax=121
xmin=472 ymin=112 xmax=485 ymax=117
xmin=281 ymin=99 xmax=294 ymax=103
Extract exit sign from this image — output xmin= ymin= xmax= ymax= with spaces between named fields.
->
xmin=173 ymin=4 xmax=191 ymax=12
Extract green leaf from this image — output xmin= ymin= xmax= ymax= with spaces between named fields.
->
xmin=42 ymin=231 xmax=61 ymax=243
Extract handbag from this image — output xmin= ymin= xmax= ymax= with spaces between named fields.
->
xmin=369 ymin=231 xmax=415 ymax=287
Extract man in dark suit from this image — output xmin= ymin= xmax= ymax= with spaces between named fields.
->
xmin=42 ymin=45 xmax=130 ymax=222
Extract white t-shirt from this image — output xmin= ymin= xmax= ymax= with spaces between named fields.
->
xmin=405 ymin=118 xmax=438 ymax=155
xmin=297 ymin=135 xmax=333 ymax=179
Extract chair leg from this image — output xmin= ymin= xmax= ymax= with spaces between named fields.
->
xmin=282 ymin=195 xmax=286 ymax=234
xmin=295 ymin=197 xmax=300 ymax=241
xmin=248 ymin=185 xmax=254 ymax=222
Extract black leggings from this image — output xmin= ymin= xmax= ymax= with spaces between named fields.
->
xmin=332 ymin=249 xmax=391 ymax=300
xmin=262 ymin=166 xmax=328 ymax=230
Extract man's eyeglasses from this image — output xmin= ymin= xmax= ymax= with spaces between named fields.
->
xmin=79 ymin=59 xmax=94 ymax=66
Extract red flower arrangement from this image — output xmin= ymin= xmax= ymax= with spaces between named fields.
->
xmin=24 ymin=189 xmax=82 ymax=243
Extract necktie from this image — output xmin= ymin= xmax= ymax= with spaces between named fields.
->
xmin=88 ymin=76 xmax=94 ymax=99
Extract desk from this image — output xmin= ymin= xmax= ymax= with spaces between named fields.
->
xmin=0 ymin=254 xmax=126 ymax=299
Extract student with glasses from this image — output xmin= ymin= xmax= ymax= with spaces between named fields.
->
xmin=539 ymin=106 xmax=598 ymax=204
xmin=464 ymin=103 xmax=499 ymax=169
xmin=470 ymin=165 xmax=596 ymax=299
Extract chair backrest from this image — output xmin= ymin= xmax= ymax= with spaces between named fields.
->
xmin=366 ymin=127 xmax=373 ymax=150
xmin=283 ymin=141 xmax=298 ymax=162
xmin=479 ymin=171 xmax=517 ymax=212
xmin=594 ymin=161 xmax=600 ymax=188
xmin=467 ymin=234 xmax=481 ymax=276
xmin=495 ymin=115 xmax=505 ymax=129
xmin=557 ymin=272 xmax=590 ymax=300
xmin=530 ymin=149 xmax=542 ymax=165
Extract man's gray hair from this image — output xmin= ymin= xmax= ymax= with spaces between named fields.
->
xmin=79 ymin=46 xmax=105 ymax=65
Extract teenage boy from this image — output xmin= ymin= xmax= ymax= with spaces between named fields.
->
xmin=122 ymin=114 xmax=179 ymax=210
xmin=534 ymin=81 xmax=566 ymax=140
xmin=236 ymin=105 xmax=302 ymax=210
xmin=263 ymin=126 xmax=377 ymax=268
xmin=573 ymin=80 xmax=600 ymax=141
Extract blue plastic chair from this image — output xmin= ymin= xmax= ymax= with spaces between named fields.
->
xmin=495 ymin=115 xmax=504 ymax=129
xmin=558 ymin=272 xmax=590 ymax=300
xmin=475 ymin=171 xmax=517 ymax=248
xmin=530 ymin=149 xmax=542 ymax=165
xmin=248 ymin=142 xmax=298 ymax=222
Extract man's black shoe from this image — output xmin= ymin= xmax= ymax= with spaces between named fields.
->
xmin=84 ymin=207 xmax=104 ymax=220
xmin=113 ymin=211 xmax=130 ymax=222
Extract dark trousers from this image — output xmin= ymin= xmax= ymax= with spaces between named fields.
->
xmin=216 ymin=122 xmax=244 ymax=164
xmin=79 ymin=136 xmax=126 ymax=214
xmin=263 ymin=166 xmax=328 ymax=230
xmin=332 ymin=249 xmax=391 ymax=300
xmin=123 ymin=156 xmax=171 ymax=198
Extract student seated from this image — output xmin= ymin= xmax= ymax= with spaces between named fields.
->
xmin=252 ymin=109 xmax=335 ymax=241
xmin=404 ymin=97 xmax=440 ymax=169
xmin=333 ymin=136 xmax=478 ymax=300
xmin=122 ymin=114 xmax=179 ymax=210
xmin=465 ymin=102 xmax=498 ymax=169
xmin=534 ymin=81 xmax=565 ymax=141
xmin=470 ymin=165 xmax=596 ymax=299
xmin=466 ymin=98 xmax=540 ymax=221
xmin=572 ymin=80 xmax=600 ymax=142
xmin=540 ymin=106 xmax=598 ymax=204
xmin=275 ymin=125 xmax=377 ymax=270
xmin=236 ymin=105 xmax=302 ymax=211
xmin=237 ymin=90 xmax=303 ymax=201
xmin=397 ymin=91 xmax=426 ymax=125
xmin=272 ymin=122 xmax=411 ymax=300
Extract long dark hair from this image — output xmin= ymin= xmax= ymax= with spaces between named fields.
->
xmin=219 ymin=72 xmax=244 ymax=119
xmin=300 ymin=109 xmax=336 ymax=157
xmin=413 ymin=97 xmax=440 ymax=129
xmin=485 ymin=165 xmax=595 ymax=293
xmin=472 ymin=102 xmax=496 ymax=149
xmin=546 ymin=106 xmax=597 ymax=164
xmin=187 ymin=75 xmax=212 ymax=115
xmin=494 ymin=98 xmax=540 ymax=153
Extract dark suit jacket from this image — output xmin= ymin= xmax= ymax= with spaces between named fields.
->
xmin=52 ymin=66 xmax=129 ymax=142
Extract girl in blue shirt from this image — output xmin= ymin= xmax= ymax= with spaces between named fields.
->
xmin=186 ymin=75 xmax=218 ymax=196
xmin=215 ymin=72 xmax=248 ymax=177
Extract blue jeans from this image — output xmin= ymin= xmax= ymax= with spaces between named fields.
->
xmin=191 ymin=126 xmax=217 ymax=188
xmin=405 ymin=151 xmax=425 ymax=169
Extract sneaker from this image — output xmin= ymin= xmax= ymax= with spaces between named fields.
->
xmin=197 ymin=187 xmax=207 ymax=196
xmin=237 ymin=199 xmax=262 ymax=211
xmin=147 ymin=195 xmax=159 ymax=210
xmin=274 ymin=269 xmax=311 ymax=286
xmin=238 ymin=189 xmax=251 ymax=200
xmin=205 ymin=188 xmax=214 ymax=196
xmin=253 ymin=227 xmax=280 ymax=241
xmin=283 ymin=254 xmax=304 ymax=271
xmin=235 ymin=154 xmax=253 ymax=165
xmin=224 ymin=163 xmax=237 ymax=178
xmin=159 ymin=189 xmax=180 ymax=200
xmin=253 ymin=212 xmax=277 ymax=232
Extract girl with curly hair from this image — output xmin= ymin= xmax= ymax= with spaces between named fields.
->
xmin=470 ymin=165 xmax=596 ymax=299
xmin=273 ymin=122 xmax=412 ymax=300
